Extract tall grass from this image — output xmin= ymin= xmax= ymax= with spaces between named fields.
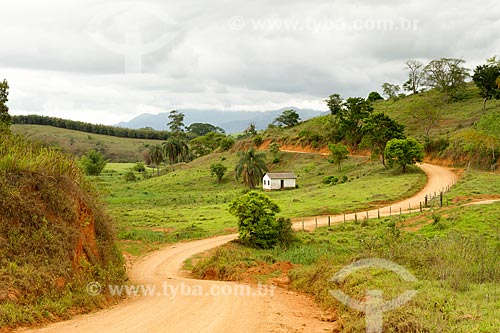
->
xmin=0 ymin=133 xmax=126 ymax=329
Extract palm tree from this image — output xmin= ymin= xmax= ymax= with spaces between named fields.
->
xmin=235 ymin=148 xmax=268 ymax=189
xmin=149 ymin=144 xmax=164 ymax=176
xmin=163 ymin=138 xmax=190 ymax=165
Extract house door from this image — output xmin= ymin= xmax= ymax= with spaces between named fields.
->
xmin=280 ymin=180 xmax=284 ymax=189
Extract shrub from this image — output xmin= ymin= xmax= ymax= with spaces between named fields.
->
xmin=253 ymin=135 xmax=263 ymax=146
xmin=272 ymin=157 xmax=280 ymax=164
xmin=124 ymin=171 xmax=137 ymax=182
xmin=133 ymin=162 xmax=146 ymax=173
xmin=80 ymin=149 xmax=108 ymax=176
xmin=323 ymin=175 xmax=338 ymax=185
xmin=219 ymin=137 xmax=235 ymax=151
xmin=229 ymin=192 xmax=292 ymax=249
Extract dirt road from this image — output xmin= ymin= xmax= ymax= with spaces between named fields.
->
xmin=294 ymin=163 xmax=459 ymax=229
xmin=19 ymin=163 xmax=457 ymax=333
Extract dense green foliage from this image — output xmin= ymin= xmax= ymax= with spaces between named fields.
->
xmin=473 ymin=57 xmax=500 ymax=111
xmin=361 ymin=113 xmax=406 ymax=166
xmin=229 ymin=192 xmax=293 ymax=249
xmin=385 ymin=138 xmax=424 ymax=173
xmin=210 ymin=163 xmax=227 ymax=183
xmin=327 ymin=96 xmax=374 ymax=148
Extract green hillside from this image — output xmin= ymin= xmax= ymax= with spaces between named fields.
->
xmin=94 ymin=151 xmax=425 ymax=255
xmin=11 ymin=124 xmax=164 ymax=162
xmin=259 ymin=82 xmax=500 ymax=168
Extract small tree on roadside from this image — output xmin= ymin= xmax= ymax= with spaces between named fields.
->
xmin=328 ymin=143 xmax=349 ymax=171
xmin=229 ymin=192 xmax=293 ymax=249
xmin=80 ymin=150 xmax=108 ymax=176
xmin=384 ymin=138 xmax=424 ymax=173
xmin=362 ymin=113 xmax=406 ymax=166
xmin=210 ymin=163 xmax=227 ymax=183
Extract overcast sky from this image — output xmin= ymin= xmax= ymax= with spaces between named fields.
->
xmin=1 ymin=0 xmax=499 ymax=125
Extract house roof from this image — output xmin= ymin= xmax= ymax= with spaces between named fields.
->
xmin=264 ymin=172 xmax=297 ymax=179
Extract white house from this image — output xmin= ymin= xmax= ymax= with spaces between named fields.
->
xmin=262 ymin=172 xmax=297 ymax=191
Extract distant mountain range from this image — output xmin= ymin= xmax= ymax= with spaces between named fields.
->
xmin=116 ymin=108 xmax=327 ymax=133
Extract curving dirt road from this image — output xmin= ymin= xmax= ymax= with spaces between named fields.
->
xmin=295 ymin=163 xmax=459 ymax=229
xmin=19 ymin=163 xmax=457 ymax=333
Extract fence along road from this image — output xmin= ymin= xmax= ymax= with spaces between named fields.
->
xmin=293 ymin=162 xmax=459 ymax=230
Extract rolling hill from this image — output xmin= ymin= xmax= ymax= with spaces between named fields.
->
xmin=11 ymin=124 xmax=163 ymax=162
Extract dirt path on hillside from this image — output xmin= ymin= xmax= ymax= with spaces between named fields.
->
xmin=293 ymin=163 xmax=459 ymax=229
xmin=18 ymin=162 xmax=458 ymax=333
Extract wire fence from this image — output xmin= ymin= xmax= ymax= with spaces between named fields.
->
xmin=294 ymin=180 xmax=458 ymax=231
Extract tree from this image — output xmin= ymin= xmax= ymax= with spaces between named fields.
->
xmin=0 ymin=79 xmax=11 ymax=131
xmin=244 ymin=123 xmax=257 ymax=137
xmin=189 ymin=132 xmax=226 ymax=158
xmin=403 ymin=60 xmax=425 ymax=94
xmin=328 ymin=97 xmax=374 ymax=148
xmin=472 ymin=57 xmax=500 ymax=112
xmin=210 ymin=163 xmax=227 ymax=183
xmin=235 ymin=148 xmax=268 ymax=189
xmin=367 ymin=91 xmax=383 ymax=103
xmin=424 ymin=58 xmax=470 ymax=98
xmin=325 ymin=93 xmax=343 ymax=115
xmin=163 ymin=138 xmax=190 ymax=164
xmin=328 ymin=143 xmax=349 ymax=171
xmin=384 ymin=138 xmax=424 ymax=173
xmin=362 ymin=113 xmax=406 ymax=166
xmin=186 ymin=123 xmax=225 ymax=137
xmin=167 ymin=110 xmax=185 ymax=138
xmin=269 ymin=141 xmax=281 ymax=156
xmin=381 ymin=83 xmax=401 ymax=100
xmin=274 ymin=109 xmax=301 ymax=128
xmin=408 ymin=94 xmax=444 ymax=138
xmin=80 ymin=150 xmax=109 ymax=176
xmin=148 ymin=144 xmax=164 ymax=176
xmin=229 ymin=192 xmax=285 ymax=249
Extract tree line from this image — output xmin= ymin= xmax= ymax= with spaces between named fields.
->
xmin=12 ymin=114 xmax=170 ymax=140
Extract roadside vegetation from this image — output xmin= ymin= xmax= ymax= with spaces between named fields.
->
xmin=0 ymin=133 xmax=125 ymax=329
xmin=192 ymin=171 xmax=500 ymax=332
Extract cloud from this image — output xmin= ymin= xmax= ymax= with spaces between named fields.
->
xmin=1 ymin=0 xmax=498 ymax=124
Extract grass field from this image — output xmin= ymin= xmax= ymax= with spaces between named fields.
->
xmin=93 ymin=151 xmax=426 ymax=255
xmin=11 ymin=124 xmax=164 ymax=162
xmin=191 ymin=170 xmax=500 ymax=332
